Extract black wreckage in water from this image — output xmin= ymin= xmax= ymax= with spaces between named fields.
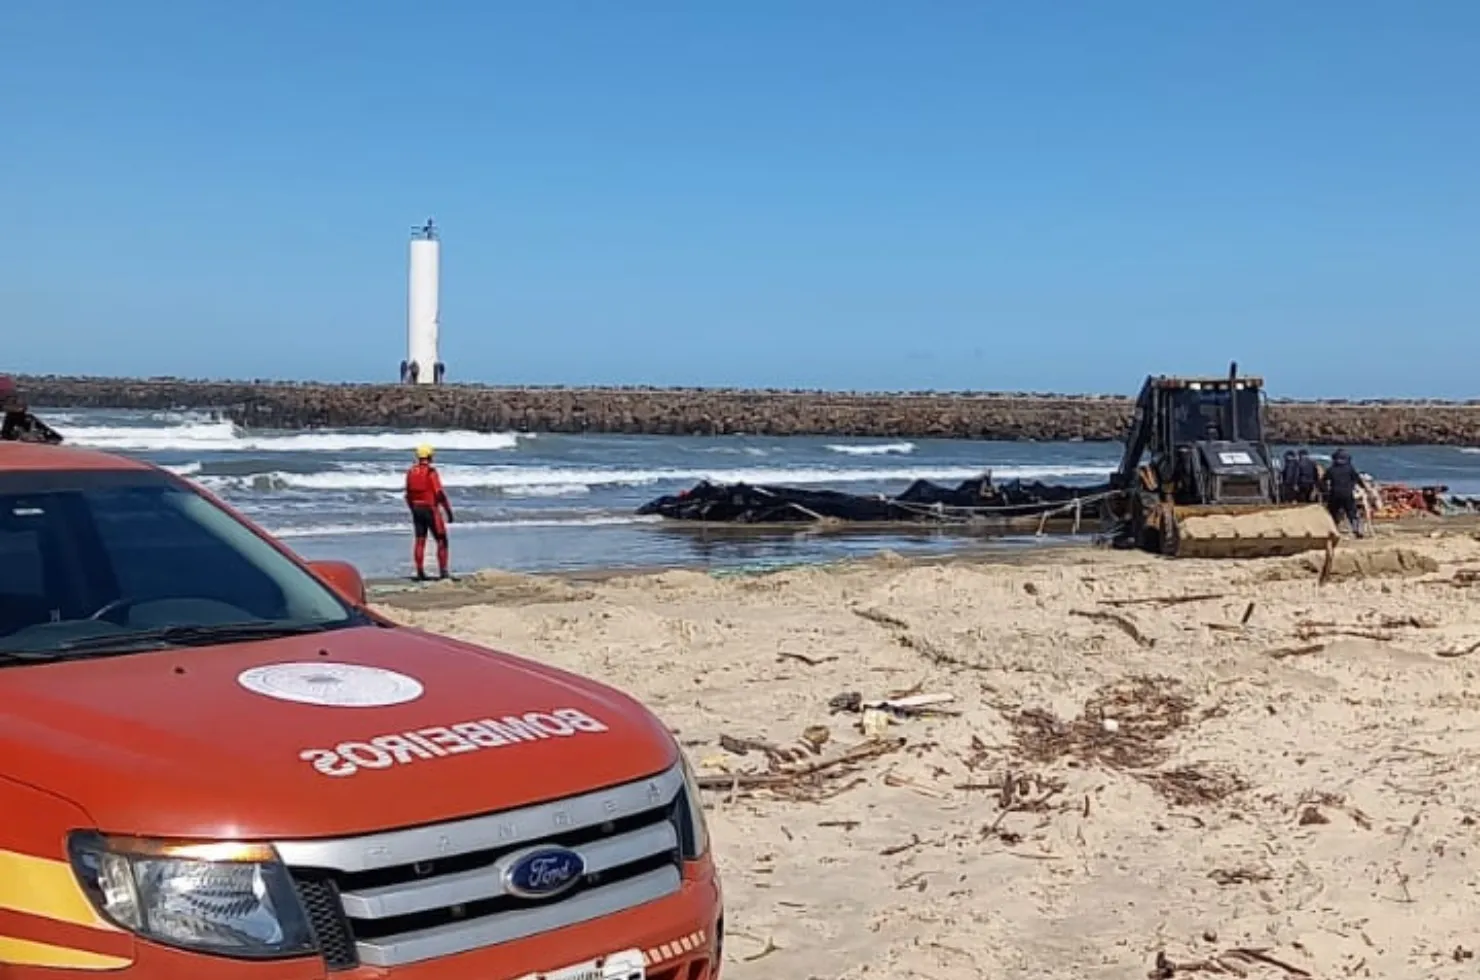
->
xmin=637 ymin=475 xmax=1114 ymax=527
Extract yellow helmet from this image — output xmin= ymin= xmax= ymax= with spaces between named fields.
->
xmin=415 ymin=445 xmax=434 ymax=459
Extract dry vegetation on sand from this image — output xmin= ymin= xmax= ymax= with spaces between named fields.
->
xmin=375 ymin=526 xmax=1480 ymax=980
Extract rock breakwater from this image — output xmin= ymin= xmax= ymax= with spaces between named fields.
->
xmin=16 ymin=375 xmax=1480 ymax=446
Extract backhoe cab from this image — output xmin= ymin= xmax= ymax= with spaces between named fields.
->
xmin=1106 ymin=363 xmax=1337 ymax=558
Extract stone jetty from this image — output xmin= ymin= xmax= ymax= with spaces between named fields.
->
xmin=15 ymin=375 xmax=1480 ymax=446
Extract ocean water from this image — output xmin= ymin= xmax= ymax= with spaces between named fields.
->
xmin=31 ymin=407 xmax=1480 ymax=579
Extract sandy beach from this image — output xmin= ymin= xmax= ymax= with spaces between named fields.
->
xmin=373 ymin=522 xmax=1480 ymax=980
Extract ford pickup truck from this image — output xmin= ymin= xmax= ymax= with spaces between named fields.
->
xmin=0 ymin=440 xmax=722 ymax=979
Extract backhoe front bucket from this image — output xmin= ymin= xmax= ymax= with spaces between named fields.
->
xmin=1162 ymin=503 xmax=1338 ymax=559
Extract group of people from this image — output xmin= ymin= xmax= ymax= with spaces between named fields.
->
xmin=1279 ymin=447 xmax=1365 ymax=536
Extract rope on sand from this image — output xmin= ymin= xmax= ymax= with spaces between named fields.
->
xmin=884 ymin=489 xmax=1117 ymax=529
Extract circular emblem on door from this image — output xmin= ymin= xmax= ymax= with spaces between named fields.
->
xmin=237 ymin=662 xmax=425 ymax=708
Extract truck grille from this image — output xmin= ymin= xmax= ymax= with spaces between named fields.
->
xmin=276 ymin=763 xmax=688 ymax=970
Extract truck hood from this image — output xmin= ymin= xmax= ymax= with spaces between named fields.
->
xmin=0 ymin=624 xmax=678 ymax=839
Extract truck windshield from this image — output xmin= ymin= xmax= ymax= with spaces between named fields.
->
xmin=0 ymin=469 xmax=360 ymax=660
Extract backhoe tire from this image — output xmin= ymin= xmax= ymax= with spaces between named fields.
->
xmin=1131 ymin=491 xmax=1162 ymax=554
xmin=1159 ymin=504 xmax=1181 ymax=557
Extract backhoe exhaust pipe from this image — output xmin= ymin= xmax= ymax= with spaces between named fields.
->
xmin=1226 ymin=361 xmax=1239 ymax=442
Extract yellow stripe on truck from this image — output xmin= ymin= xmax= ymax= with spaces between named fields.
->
xmin=0 ymin=935 xmax=130 ymax=970
xmin=0 ymin=849 xmax=119 ymax=932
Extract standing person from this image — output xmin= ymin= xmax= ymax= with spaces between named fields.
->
xmin=1319 ymin=448 xmax=1364 ymax=536
xmin=405 ymin=445 xmax=455 ymax=580
xmin=1294 ymin=449 xmax=1319 ymax=502
xmin=1279 ymin=450 xmax=1298 ymax=502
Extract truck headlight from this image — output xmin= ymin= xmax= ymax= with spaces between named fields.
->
xmin=675 ymin=749 xmax=711 ymax=860
xmin=67 ymin=833 xmax=315 ymax=959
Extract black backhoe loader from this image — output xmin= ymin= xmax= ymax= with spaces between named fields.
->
xmin=1104 ymin=363 xmax=1336 ymax=558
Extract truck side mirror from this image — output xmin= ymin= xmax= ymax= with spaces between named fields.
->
xmin=309 ymin=560 xmax=367 ymax=606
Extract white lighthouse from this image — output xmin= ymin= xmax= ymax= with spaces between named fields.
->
xmin=401 ymin=218 xmax=444 ymax=385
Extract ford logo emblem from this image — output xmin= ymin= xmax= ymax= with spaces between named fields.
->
xmin=502 ymin=845 xmax=586 ymax=900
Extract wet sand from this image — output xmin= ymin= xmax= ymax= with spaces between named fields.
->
xmin=373 ymin=520 xmax=1480 ymax=979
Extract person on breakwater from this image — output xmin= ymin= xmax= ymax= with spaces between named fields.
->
xmin=1320 ymin=448 xmax=1365 ymax=537
xmin=405 ymin=445 xmax=456 ymax=580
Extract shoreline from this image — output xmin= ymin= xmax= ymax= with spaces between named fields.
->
xmin=364 ymin=513 xmax=1480 ymax=610
xmin=364 ymin=518 xmax=1480 ymax=978
xmin=21 ymin=375 xmax=1480 ymax=445
xmin=363 ymin=538 xmax=1087 ymax=609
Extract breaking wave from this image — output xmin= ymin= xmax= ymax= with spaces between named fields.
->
xmin=196 ymin=462 xmax=1116 ymax=495
xmin=825 ymin=441 xmax=916 ymax=456
xmin=55 ymin=418 xmax=528 ymax=453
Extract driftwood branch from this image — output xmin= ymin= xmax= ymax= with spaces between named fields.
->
xmin=1070 ymin=609 xmax=1155 ymax=648
xmin=1437 ymin=639 xmax=1480 ymax=659
xmin=1152 ymin=946 xmax=1311 ymax=978
xmin=851 ymin=606 xmax=910 ymax=630
xmin=1101 ymin=592 xmax=1227 ymax=608
xmin=694 ymin=737 xmax=906 ymax=791
xmin=1266 ymin=642 xmax=1328 ymax=660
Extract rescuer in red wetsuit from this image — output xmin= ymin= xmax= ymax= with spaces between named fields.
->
xmin=405 ymin=445 xmax=455 ymax=580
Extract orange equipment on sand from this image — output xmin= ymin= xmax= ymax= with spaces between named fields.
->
xmin=1368 ymin=482 xmax=1447 ymax=520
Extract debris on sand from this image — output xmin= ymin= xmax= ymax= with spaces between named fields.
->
xmin=1011 ymin=675 xmax=1195 ymax=770
xmin=1139 ymin=765 xmax=1249 ymax=806
xmin=981 ymin=770 xmax=1069 ymax=844
xmin=695 ymin=736 xmax=906 ymax=802
xmin=1069 ymin=608 xmax=1156 ymax=648
xmin=1009 ymin=676 xmax=1247 ymax=805
xmin=1151 ymin=946 xmax=1313 ymax=978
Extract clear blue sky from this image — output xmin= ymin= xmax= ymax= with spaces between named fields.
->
xmin=3 ymin=2 xmax=1477 ymax=398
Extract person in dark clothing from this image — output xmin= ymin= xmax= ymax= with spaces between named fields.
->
xmin=1279 ymin=450 xmax=1298 ymax=502
xmin=1293 ymin=449 xmax=1318 ymax=502
xmin=1320 ymin=448 xmax=1364 ymax=536
xmin=0 ymin=376 xmax=63 ymax=444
